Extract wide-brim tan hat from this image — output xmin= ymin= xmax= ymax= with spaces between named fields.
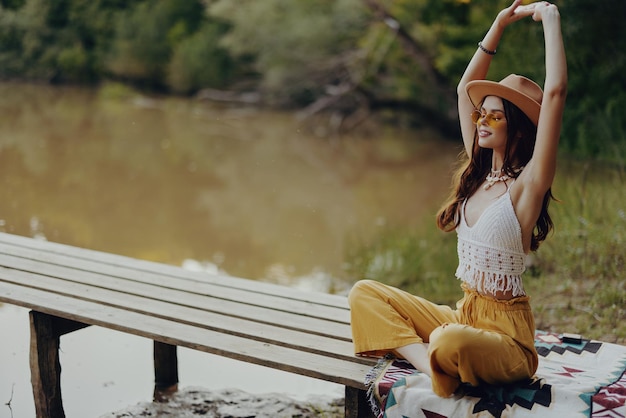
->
xmin=466 ymin=74 xmax=543 ymax=126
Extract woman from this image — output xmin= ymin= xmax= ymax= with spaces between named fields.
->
xmin=348 ymin=0 xmax=567 ymax=398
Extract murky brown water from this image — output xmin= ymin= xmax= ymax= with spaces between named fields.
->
xmin=0 ymin=82 xmax=458 ymax=417
xmin=0 ymin=81 xmax=458 ymax=287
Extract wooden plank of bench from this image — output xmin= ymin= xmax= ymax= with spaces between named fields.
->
xmin=0 ymin=241 xmax=350 ymax=325
xmin=0 ymin=266 xmax=364 ymax=363
xmin=0 ymin=253 xmax=352 ymax=342
xmin=0 ymin=232 xmax=348 ymax=308
xmin=0 ymin=280 xmax=372 ymax=388
xmin=3 ymin=235 xmax=372 ymax=372
xmin=0 ymin=233 xmax=376 ymax=417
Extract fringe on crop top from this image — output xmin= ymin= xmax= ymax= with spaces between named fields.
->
xmin=456 ymin=189 xmax=527 ymax=297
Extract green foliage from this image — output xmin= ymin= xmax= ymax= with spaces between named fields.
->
xmin=558 ymin=0 xmax=626 ymax=162
xmin=106 ymin=0 xmax=204 ymax=86
xmin=0 ymin=0 xmax=625 ymax=157
xmin=209 ymin=0 xmax=369 ymax=105
xmin=0 ymin=0 xmax=234 ymax=89
xmin=0 ymin=0 xmax=128 ymax=82
xmin=167 ymin=23 xmax=233 ymax=94
xmin=56 ymin=44 xmax=89 ymax=80
xmin=536 ymin=160 xmax=626 ymax=284
xmin=46 ymin=0 xmax=69 ymax=28
xmin=388 ymin=0 xmax=474 ymax=81
xmin=0 ymin=0 xmax=25 ymax=9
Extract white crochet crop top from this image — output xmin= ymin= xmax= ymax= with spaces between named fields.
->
xmin=456 ymin=189 xmax=527 ymax=297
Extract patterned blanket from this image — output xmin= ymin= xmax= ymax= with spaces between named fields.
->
xmin=365 ymin=331 xmax=626 ymax=418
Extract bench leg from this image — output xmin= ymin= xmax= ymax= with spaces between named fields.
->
xmin=29 ymin=312 xmax=89 ymax=418
xmin=30 ymin=311 xmax=64 ymax=418
xmin=153 ymin=341 xmax=179 ymax=401
xmin=345 ymin=386 xmax=376 ymax=418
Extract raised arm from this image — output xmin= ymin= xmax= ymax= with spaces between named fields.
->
xmin=511 ymin=3 xmax=567 ymax=253
xmin=457 ymin=0 xmax=536 ymax=156
xmin=521 ymin=3 xmax=567 ymax=193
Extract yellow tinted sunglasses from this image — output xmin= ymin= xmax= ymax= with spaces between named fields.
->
xmin=471 ymin=110 xmax=505 ymax=127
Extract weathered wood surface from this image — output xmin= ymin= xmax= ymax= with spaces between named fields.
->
xmin=0 ymin=232 xmax=347 ymax=308
xmin=29 ymin=311 xmax=65 ymax=418
xmin=0 ymin=232 xmax=376 ymax=417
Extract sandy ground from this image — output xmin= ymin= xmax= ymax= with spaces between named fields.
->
xmin=99 ymin=387 xmax=345 ymax=418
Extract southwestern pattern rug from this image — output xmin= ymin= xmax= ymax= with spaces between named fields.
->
xmin=365 ymin=331 xmax=626 ymax=418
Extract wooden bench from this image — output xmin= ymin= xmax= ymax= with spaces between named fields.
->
xmin=0 ymin=232 xmax=376 ymax=418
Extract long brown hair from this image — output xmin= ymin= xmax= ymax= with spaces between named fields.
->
xmin=436 ymin=98 xmax=555 ymax=251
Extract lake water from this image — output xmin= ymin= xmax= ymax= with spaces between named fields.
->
xmin=0 ymin=82 xmax=458 ymax=417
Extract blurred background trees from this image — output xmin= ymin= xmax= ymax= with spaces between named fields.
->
xmin=0 ymin=0 xmax=624 ymax=160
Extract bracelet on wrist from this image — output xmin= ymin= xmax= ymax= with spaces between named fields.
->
xmin=478 ymin=41 xmax=496 ymax=56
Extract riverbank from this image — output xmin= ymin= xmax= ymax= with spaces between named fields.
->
xmin=100 ymin=387 xmax=344 ymax=418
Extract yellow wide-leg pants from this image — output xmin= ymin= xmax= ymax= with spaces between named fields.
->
xmin=348 ymin=279 xmax=538 ymax=397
